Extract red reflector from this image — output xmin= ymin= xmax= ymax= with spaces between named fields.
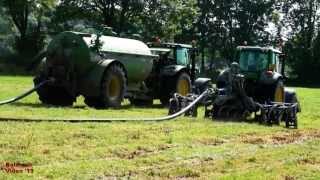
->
xmin=266 ymin=71 xmax=273 ymax=76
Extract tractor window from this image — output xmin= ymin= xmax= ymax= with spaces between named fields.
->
xmin=167 ymin=49 xmax=174 ymax=60
xmin=275 ymin=54 xmax=283 ymax=73
xmin=176 ymin=48 xmax=189 ymax=65
xmin=272 ymin=53 xmax=276 ymax=64
xmin=239 ymin=51 xmax=268 ymax=72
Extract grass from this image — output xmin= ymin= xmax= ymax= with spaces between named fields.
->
xmin=0 ymin=76 xmax=319 ymax=179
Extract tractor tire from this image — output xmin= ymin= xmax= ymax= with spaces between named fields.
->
xmin=129 ymin=98 xmax=153 ymax=107
xmin=160 ymin=72 xmax=191 ymax=106
xmin=274 ymin=80 xmax=285 ymax=102
xmin=34 ymin=76 xmax=75 ymax=106
xmin=84 ymin=97 xmax=102 ymax=108
xmin=85 ymin=64 xmax=126 ymax=109
xmin=284 ymin=89 xmax=301 ymax=112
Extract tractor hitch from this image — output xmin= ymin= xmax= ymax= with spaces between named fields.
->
xmin=168 ymin=93 xmax=199 ymax=117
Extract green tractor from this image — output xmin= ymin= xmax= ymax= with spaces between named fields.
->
xmin=168 ymin=45 xmax=300 ymax=128
xmin=217 ymin=46 xmax=299 ymax=106
xmin=147 ymin=42 xmax=210 ymax=105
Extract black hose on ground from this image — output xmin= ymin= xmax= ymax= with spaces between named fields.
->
xmin=0 ymin=82 xmax=209 ymax=123
xmin=0 ymin=80 xmax=52 ymax=106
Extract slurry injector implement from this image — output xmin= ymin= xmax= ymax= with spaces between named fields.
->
xmin=169 ymin=46 xmax=300 ymax=128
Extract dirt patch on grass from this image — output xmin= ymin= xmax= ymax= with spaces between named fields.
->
xmin=240 ymin=129 xmax=320 ymax=145
xmin=142 ymin=157 xmax=207 ymax=178
xmin=284 ymin=176 xmax=296 ymax=180
xmin=96 ymin=172 xmax=137 ymax=180
xmin=194 ymin=138 xmax=226 ymax=146
xmin=110 ymin=144 xmax=176 ymax=159
xmin=297 ymin=156 xmax=320 ymax=165
xmin=71 ymin=132 xmax=96 ymax=139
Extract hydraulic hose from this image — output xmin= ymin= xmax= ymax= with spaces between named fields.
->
xmin=0 ymin=84 xmax=209 ymax=123
xmin=0 ymin=80 xmax=51 ymax=106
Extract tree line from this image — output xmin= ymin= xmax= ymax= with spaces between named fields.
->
xmin=0 ymin=0 xmax=319 ymax=84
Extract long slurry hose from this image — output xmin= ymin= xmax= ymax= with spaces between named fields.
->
xmin=0 ymin=80 xmax=208 ymax=123
xmin=0 ymin=80 xmax=51 ymax=106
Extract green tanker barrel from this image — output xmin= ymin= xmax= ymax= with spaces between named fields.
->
xmin=35 ymin=31 xmax=156 ymax=108
xmin=82 ymin=34 xmax=155 ymax=84
xmin=46 ymin=31 xmax=154 ymax=83
xmin=46 ymin=32 xmax=93 ymax=77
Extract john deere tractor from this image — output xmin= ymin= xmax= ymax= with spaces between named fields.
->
xmin=217 ymin=46 xmax=299 ymax=105
xmin=211 ymin=46 xmax=300 ymax=127
xmin=147 ymin=42 xmax=210 ymax=105
xmin=168 ymin=45 xmax=300 ymax=128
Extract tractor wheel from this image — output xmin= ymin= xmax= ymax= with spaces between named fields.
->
xmin=85 ymin=64 xmax=126 ymax=109
xmin=284 ymin=89 xmax=301 ymax=112
xmin=176 ymin=73 xmax=192 ymax=96
xmin=274 ymin=80 xmax=285 ymax=102
xmin=34 ymin=76 xmax=75 ymax=106
xmin=292 ymin=93 xmax=301 ymax=112
xmin=160 ymin=72 xmax=191 ymax=106
xmin=129 ymin=98 xmax=153 ymax=107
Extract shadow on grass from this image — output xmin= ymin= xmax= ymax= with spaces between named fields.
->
xmin=11 ymin=102 xmax=87 ymax=109
xmin=0 ymin=65 xmax=34 ymax=77
xmin=286 ymin=80 xmax=320 ymax=88
xmin=0 ymin=72 xmax=32 ymax=77
xmin=10 ymin=102 xmax=165 ymax=110
xmin=120 ymin=104 xmax=164 ymax=109
xmin=212 ymin=117 xmax=279 ymax=127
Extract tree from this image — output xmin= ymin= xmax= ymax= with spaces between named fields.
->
xmin=0 ymin=4 xmax=15 ymax=37
xmin=281 ymin=0 xmax=320 ymax=83
xmin=2 ymin=0 xmax=56 ymax=63
xmin=196 ymin=0 xmax=275 ymax=63
xmin=55 ymin=0 xmax=144 ymax=34
xmin=136 ymin=0 xmax=198 ymax=42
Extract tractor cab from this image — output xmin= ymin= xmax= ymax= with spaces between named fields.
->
xmin=148 ymin=42 xmax=194 ymax=67
xmin=236 ymin=46 xmax=283 ymax=80
xmin=148 ymin=42 xmax=201 ymax=83
xmin=231 ymin=46 xmax=289 ymax=103
xmin=146 ymin=42 xmax=211 ymax=103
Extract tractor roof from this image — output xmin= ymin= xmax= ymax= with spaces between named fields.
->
xmin=149 ymin=47 xmax=171 ymax=53
xmin=237 ymin=46 xmax=282 ymax=54
xmin=148 ymin=42 xmax=193 ymax=49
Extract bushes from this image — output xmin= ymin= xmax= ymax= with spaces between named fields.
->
xmin=14 ymin=31 xmax=46 ymax=66
xmin=0 ymin=62 xmax=29 ymax=75
xmin=0 ymin=34 xmax=41 ymax=75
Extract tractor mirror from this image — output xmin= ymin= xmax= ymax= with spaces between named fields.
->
xmin=279 ymin=53 xmax=287 ymax=78
xmin=280 ymin=53 xmax=287 ymax=59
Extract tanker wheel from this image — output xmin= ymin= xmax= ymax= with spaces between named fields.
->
xmin=34 ymin=76 xmax=75 ymax=106
xmin=160 ymin=72 xmax=191 ymax=106
xmin=129 ymin=98 xmax=153 ymax=107
xmin=85 ymin=64 xmax=126 ymax=109
xmin=274 ymin=80 xmax=285 ymax=102
xmin=84 ymin=97 xmax=102 ymax=108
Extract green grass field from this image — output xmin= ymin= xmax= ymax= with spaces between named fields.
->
xmin=0 ymin=76 xmax=319 ymax=179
